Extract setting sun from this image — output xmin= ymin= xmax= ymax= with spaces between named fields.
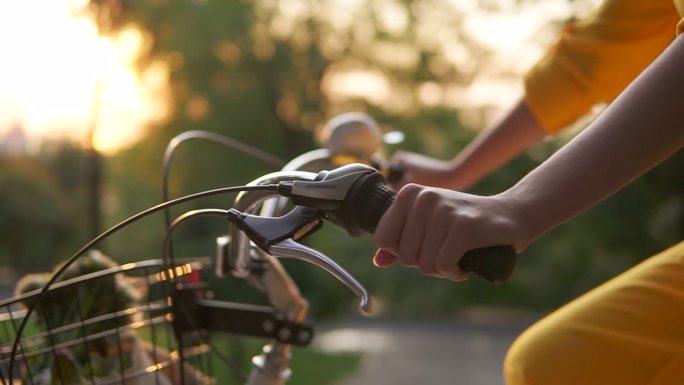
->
xmin=0 ymin=0 xmax=169 ymax=154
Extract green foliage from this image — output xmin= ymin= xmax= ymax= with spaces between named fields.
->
xmin=80 ymin=0 xmax=684 ymax=319
xmin=0 ymin=143 xmax=88 ymax=272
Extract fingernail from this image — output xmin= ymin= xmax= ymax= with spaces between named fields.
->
xmin=372 ymin=250 xmax=382 ymax=267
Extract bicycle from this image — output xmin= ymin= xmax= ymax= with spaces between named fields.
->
xmin=0 ymin=113 xmax=517 ymax=385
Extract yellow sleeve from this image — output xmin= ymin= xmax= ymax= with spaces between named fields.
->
xmin=678 ymin=0 xmax=684 ymax=33
xmin=524 ymin=0 xmax=680 ymax=133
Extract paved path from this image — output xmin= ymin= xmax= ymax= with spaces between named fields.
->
xmin=316 ymin=308 xmax=543 ymax=385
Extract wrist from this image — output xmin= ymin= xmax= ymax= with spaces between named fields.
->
xmin=492 ymin=188 xmax=541 ymax=250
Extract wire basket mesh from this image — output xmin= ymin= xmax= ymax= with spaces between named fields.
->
xmin=0 ymin=254 xmax=215 ymax=385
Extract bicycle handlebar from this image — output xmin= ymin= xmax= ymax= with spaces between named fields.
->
xmin=282 ymin=164 xmax=517 ymax=284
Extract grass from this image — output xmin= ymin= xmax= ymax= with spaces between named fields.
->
xmin=288 ymin=345 xmax=361 ymax=385
xmin=211 ymin=336 xmax=361 ymax=385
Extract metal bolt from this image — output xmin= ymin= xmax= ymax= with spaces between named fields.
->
xmin=278 ymin=327 xmax=291 ymax=341
xmin=297 ymin=330 xmax=310 ymax=343
xmin=262 ymin=320 xmax=275 ymax=333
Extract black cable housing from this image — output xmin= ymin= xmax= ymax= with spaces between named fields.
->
xmin=162 ymin=130 xmax=285 ymax=230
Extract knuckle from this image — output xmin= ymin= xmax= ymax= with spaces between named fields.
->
xmin=416 ymin=188 xmax=440 ymax=207
xmin=398 ymin=183 xmax=422 ymax=198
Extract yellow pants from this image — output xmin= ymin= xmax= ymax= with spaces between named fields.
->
xmin=504 ymin=240 xmax=684 ymax=385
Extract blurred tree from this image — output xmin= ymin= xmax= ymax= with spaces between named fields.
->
xmin=84 ymin=0 xmax=682 ymax=316
xmin=0 ymin=143 xmax=88 ymax=273
xmin=87 ymin=0 xmax=486 ymax=264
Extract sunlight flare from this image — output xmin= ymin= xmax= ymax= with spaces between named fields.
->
xmin=0 ymin=0 xmax=169 ymax=154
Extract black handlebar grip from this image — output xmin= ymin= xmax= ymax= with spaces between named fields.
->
xmin=356 ymin=182 xmax=517 ymax=284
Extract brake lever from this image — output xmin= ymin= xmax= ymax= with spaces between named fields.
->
xmin=227 ymin=207 xmax=373 ymax=314
xmin=270 ymin=239 xmax=371 ymax=314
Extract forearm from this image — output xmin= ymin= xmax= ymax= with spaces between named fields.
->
xmin=450 ymin=99 xmax=547 ymax=189
xmin=504 ymin=35 xmax=684 ymax=242
xmin=391 ymin=98 xmax=547 ymax=191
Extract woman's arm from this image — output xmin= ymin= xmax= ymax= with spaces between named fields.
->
xmin=392 ymin=99 xmax=547 ymax=191
xmin=394 ymin=2 xmax=678 ymax=192
xmin=374 ymin=35 xmax=684 ymax=278
xmin=504 ymin=33 xmax=684 ymax=242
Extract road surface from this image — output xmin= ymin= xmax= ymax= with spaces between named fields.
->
xmin=316 ymin=308 xmax=543 ymax=385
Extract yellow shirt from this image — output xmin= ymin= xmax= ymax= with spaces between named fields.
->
xmin=525 ymin=0 xmax=684 ymax=132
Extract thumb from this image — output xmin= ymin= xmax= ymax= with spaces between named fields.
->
xmin=373 ymin=249 xmax=398 ymax=267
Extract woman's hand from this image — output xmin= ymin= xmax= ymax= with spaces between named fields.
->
xmin=373 ymin=183 xmax=532 ymax=280
xmin=390 ymin=151 xmax=463 ymax=190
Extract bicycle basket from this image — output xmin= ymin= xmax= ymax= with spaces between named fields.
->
xmin=0 ymin=251 xmax=215 ymax=385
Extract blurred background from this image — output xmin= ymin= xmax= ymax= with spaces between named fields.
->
xmin=1 ymin=0 xmax=682 ymax=384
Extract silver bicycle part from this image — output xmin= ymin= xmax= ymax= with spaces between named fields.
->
xmin=224 ymin=171 xmax=317 ymax=385
xmin=246 ymin=343 xmax=292 ymax=385
xmin=281 ymin=148 xmax=335 ymax=173
xmin=225 ymin=172 xmax=319 ymax=385
xmin=269 ymin=148 xmax=347 ymax=217
xmin=228 ymin=171 xmax=317 ymax=278
xmin=229 ymin=171 xmax=372 ymax=313
xmin=232 ymin=146 xmax=379 ymax=385
xmin=242 ymin=253 xmax=305 ymax=385
xmin=320 ymin=111 xmax=382 ymax=157
xmin=269 ymin=238 xmax=372 ymax=314
xmin=251 ymin=252 xmax=310 ymax=321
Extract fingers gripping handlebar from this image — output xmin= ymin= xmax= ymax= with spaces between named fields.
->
xmin=279 ymin=163 xmax=517 ymax=284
